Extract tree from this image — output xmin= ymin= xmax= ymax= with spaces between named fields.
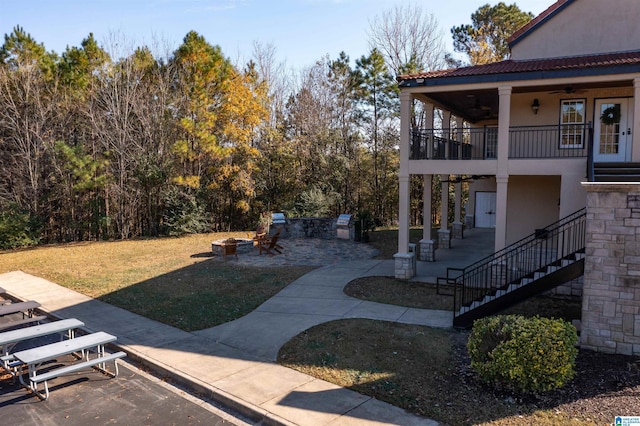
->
xmin=368 ymin=3 xmax=446 ymax=75
xmin=0 ymin=28 xmax=58 ymax=219
xmin=451 ymin=2 xmax=533 ymax=65
xmin=355 ymin=49 xmax=399 ymax=222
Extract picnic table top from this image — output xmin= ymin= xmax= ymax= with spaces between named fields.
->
xmin=0 ymin=318 xmax=84 ymax=348
xmin=0 ymin=301 xmax=41 ymax=317
xmin=13 ymin=331 xmax=116 ymax=365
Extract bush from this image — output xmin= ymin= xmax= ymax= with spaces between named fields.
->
xmin=161 ymin=187 xmax=210 ymax=236
xmin=0 ymin=204 xmax=41 ymax=249
xmin=467 ymin=315 xmax=578 ymax=393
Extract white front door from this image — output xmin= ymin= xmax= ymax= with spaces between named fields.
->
xmin=594 ymin=98 xmax=633 ymax=162
xmin=475 ymin=192 xmax=496 ymax=228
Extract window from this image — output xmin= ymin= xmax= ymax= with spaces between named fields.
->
xmin=559 ymin=99 xmax=585 ymax=148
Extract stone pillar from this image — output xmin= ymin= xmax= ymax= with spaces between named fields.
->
xmin=465 ymin=214 xmax=475 ymax=229
xmin=419 ymin=239 xmax=436 ymax=262
xmin=438 ymin=229 xmax=451 ymax=249
xmin=581 ymin=182 xmax=640 ymax=356
xmin=394 ymin=252 xmax=416 ymax=279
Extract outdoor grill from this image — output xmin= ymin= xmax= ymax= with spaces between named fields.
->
xmin=336 ymin=214 xmax=353 ymax=239
xmin=270 ymin=212 xmax=286 ymax=235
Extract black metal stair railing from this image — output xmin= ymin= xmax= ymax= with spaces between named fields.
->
xmin=450 ymin=208 xmax=586 ymax=322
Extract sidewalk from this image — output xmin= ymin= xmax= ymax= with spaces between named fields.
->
xmin=0 ymin=265 xmax=443 ymax=426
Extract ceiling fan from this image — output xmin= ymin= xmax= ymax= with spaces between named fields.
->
xmin=467 ymin=95 xmax=491 ymax=112
xmin=548 ymin=86 xmax=587 ymax=95
xmin=442 ymin=175 xmax=492 ymax=183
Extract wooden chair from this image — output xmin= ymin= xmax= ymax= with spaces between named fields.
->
xmin=252 ymin=224 xmax=267 ymax=246
xmin=259 ymin=228 xmax=283 ymax=255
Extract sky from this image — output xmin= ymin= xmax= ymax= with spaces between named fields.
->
xmin=3 ymin=0 xmax=554 ymax=70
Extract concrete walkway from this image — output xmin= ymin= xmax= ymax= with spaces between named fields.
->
xmin=0 ymin=228 xmax=494 ymax=425
xmin=0 ymin=266 xmax=443 ymax=426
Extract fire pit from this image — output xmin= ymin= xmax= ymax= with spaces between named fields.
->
xmin=211 ymin=238 xmax=254 ymax=257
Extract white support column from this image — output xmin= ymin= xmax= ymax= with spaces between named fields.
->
xmin=442 ymin=110 xmax=452 ymax=159
xmin=452 ymin=180 xmax=463 ymax=238
xmin=440 ymin=175 xmax=449 ymax=231
xmin=495 ymin=176 xmax=509 ymax=252
xmin=455 ymin=116 xmax=464 ymax=159
xmin=396 ymin=90 xmax=416 ymax=278
xmin=425 ymin=102 xmax=434 ymax=158
xmin=633 ymin=78 xmax=640 ymax=162
xmin=397 ymin=91 xmax=412 ymax=255
xmin=497 ymin=86 xmax=512 ymax=175
xmin=438 ymin=174 xmax=451 ymax=248
xmin=495 ymin=86 xmax=512 ymax=251
xmin=423 ymin=174 xmax=432 ymax=240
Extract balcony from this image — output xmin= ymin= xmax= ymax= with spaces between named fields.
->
xmin=410 ymin=124 xmax=592 ymax=160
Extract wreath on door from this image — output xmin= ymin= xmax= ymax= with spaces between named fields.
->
xmin=600 ymin=104 xmax=621 ymax=125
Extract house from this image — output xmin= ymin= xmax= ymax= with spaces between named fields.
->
xmin=395 ymin=0 xmax=640 ymax=354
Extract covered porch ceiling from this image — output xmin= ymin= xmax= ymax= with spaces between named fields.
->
xmin=420 ymin=80 xmax=633 ymax=124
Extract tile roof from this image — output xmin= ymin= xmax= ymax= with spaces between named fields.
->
xmin=397 ymin=50 xmax=640 ymax=82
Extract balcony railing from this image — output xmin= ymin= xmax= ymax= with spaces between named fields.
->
xmin=410 ymin=124 xmax=592 ymax=160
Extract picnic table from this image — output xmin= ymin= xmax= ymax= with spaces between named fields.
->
xmin=13 ymin=331 xmax=125 ymax=400
xmin=0 ymin=318 xmax=85 ymax=371
xmin=0 ymin=301 xmax=41 ymax=318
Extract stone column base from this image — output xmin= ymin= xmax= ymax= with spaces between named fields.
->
xmin=419 ymin=239 xmax=436 ymax=262
xmin=452 ymin=222 xmax=463 ymax=239
xmin=465 ymin=215 xmax=474 ymax=229
xmin=438 ymin=229 xmax=451 ymax=249
xmin=394 ymin=252 xmax=416 ymax=279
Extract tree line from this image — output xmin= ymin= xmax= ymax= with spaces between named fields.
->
xmin=0 ymin=3 xmax=532 ymax=249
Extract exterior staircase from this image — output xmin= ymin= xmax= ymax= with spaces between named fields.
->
xmin=593 ymin=162 xmax=640 ymax=182
xmin=444 ymin=209 xmax=586 ymax=328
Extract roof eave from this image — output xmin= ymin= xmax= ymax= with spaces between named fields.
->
xmin=398 ymin=63 xmax=640 ymax=89
xmin=508 ymin=0 xmax=576 ymax=49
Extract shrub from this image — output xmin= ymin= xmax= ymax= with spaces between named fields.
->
xmin=161 ymin=187 xmax=210 ymax=236
xmin=467 ymin=314 xmax=578 ymax=393
xmin=0 ymin=204 xmax=41 ymax=250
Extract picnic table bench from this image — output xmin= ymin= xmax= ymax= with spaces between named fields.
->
xmin=0 ymin=301 xmax=41 ymax=319
xmin=13 ymin=331 xmax=126 ymax=400
xmin=0 ymin=318 xmax=85 ymax=371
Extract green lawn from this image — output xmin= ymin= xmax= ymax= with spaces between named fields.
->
xmin=0 ymin=233 xmax=313 ymax=330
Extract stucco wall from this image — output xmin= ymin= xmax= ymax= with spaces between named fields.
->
xmin=506 ymin=175 xmax=561 ymax=245
xmin=511 ymin=0 xmax=640 ymax=60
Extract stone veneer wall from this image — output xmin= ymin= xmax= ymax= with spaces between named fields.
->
xmin=271 ymin=218 xmax=354 ymax=240
xmin=581 ymin=183 xmax=640 ymax=356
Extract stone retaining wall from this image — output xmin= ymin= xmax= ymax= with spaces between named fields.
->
xmin=270 ymin=218 xmax=354 ymax=240
xmin=581 ymin=183 xmax=640 ymax=356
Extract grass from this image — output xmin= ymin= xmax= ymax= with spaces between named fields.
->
xmin=344 ymin=276 xmax=453 ymax=310
xmin=276 ymin=317 xmax=610 ymax=426
xmin=1 ymin=228 xmax=616 ymax=424
xmin=0 ymin=233 xmax=313 ymax=331
xmin=367 ymin=227 xmax=426 ymax=259
xmin=278 ymin=276 xmax=597 ymax=425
